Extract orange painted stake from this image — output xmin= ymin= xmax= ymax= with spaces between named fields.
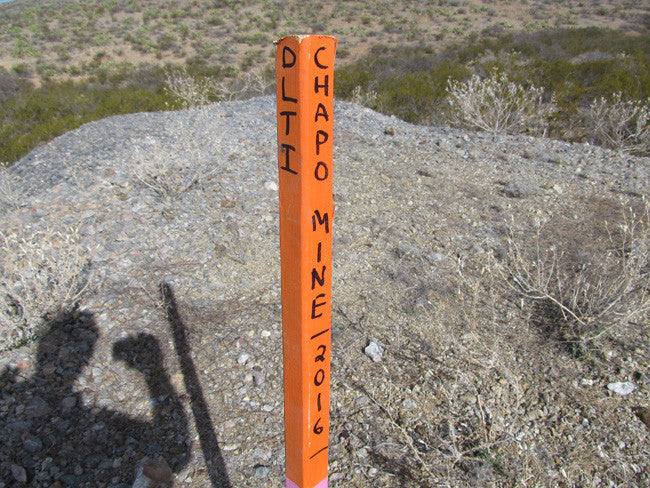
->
xmin=276 ymin=35 xmax=337 ymax=488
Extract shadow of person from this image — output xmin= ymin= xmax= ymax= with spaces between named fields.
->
xmin=0 ymin=311 xmax=190 ymax=487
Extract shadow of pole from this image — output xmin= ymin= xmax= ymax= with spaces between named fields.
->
xmin=161 ymin=282 xmax=232 ymax=488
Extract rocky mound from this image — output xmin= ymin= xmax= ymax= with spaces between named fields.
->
xmin=1 ymin=96 xmax=648 ymax=487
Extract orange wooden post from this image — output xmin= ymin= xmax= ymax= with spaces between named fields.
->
xmin=275 ymin=35 xmax=337 ymax=488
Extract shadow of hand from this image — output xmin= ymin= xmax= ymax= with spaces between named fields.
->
xmin=112 ymin=332 xmax=163 ymax=374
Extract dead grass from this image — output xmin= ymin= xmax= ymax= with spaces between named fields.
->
xmin=129 ymin=106 xmax=221 ymax=200
xmin=329 ymin=191 xmax=649 ymax=486
xmin=0 ymin=225 xmax=90 ymax=351
xmin=504 ymin=198 xmax=650 ymax=354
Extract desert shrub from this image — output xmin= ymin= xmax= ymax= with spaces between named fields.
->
xmin=0 ymin=77 xmax=173 ymax=163
xmin=446 ymin=69 xmax=554 ymax=134
xmin=164 ymin=65 xmax=220 ymax=108
xmin=129 ymin=107 xmax=220 ymax=200
xmin=218 ymin=69 xmax=273 ymax=100
xmin=505 ymin=201 xmax=650 ymax=351
xmin=0 ymin=70 xmax=25 ymax=104
xmin=335 ymin=27 xmax=649 ymax=136
xmin=0 ymin=226 xmax=90 ymax=351
xmin=0 ymin=60 xmax=245 ymax=164
xmin=349 ymin=85 xmax=380 ymax=110
xmin=584 ymin=93 xmax=649 ymax=155
xmin=0 ymin=166 xmax=22 ymax=208
xmin=336 ymin=51 xmax=469 ymax=123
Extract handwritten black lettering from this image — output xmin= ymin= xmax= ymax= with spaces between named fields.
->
xmin=310 ymin=328 xmax=329 ymax=340
xmin=317 ymin=242 xmax=322 ymax=263
xmin=280 ymin=110 xmax=296 ymax=136
xmin=314 ymin=161 xmax=328 ymax=181
xmin=311 ymin=266 xmax=326 ymax=290
xmin=313 ymin=417 xmax=323 ymax=434
xmin=309 ymin=445 xmax=328 ymax=459
xmin=315 ymin=345 xmax=326 ymax=362
xmin=315 ymin=130 xmax=328 ymax=156
xmin=280 ymin=143 xmax=297 ymax=175
xmin=314 ymin=369 xmax=325 ymax=386
xmin=314 ymin=75 xmax=329 ymax=96
xmin=312 ymin=210 xmax=330 ymax=233
xmin=314 ymin=103 xmax=329 ymax=122
xmin=282 ymin=46 xmax=296 ymax=68
xmin=314 ymin=46 xmax=328 ymax=69
xmin=311 ymin=293 xmax=327 ymax=319
xmin=282 ymin=77 xmax=297 ymax=103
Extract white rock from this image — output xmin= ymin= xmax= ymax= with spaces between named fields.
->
xmin=264 ymin=181 xmax=278 ymax=191
xmin=364 ymin=341 xmax=384 ymax=362
xmin=607 ymin=381 xmax=636 ymax=396
xmin=402 ymin=398 xmax=417 ymax=409
xmin=237 ymin=352 xmax=251 ymax=365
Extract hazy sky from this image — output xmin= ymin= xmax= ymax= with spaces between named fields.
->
xmin=0 ymin=0 xmax=14 ymax=4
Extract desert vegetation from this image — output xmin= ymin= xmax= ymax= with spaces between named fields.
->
xmin=0 ymin=3 xmax=649 ymax=484
xmin=0 ymin=224 xmax=90 ymax=351
xmin=1 ymin=1 xmax=649 ymax=162
xmin=504 ymin=200 xmax=650 ymax=354
xmin=336 ymin=26 xmax=650 ymax=153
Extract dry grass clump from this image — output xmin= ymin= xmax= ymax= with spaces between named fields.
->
xmin=165 ymin=66 xmax=221 ymax=109
xmin=0 ymin=226 xmax=90 ymax=351
xmin=129 ymin=107 xmax=220 ymax=200
xmin=504 ymin=199 xmax=650 ymax=351
xmin=446 ymin=69 xmax=555 ymax=135
xmin=135 ymin=68 xmax=271 ymax=200
xmin=165 ymin=67 xmax=271 ymax=109
xmin=0 ymin=165 xmax=22 ymax=210
xmin=349 ymin=86 xmax=381 ymax=111
xmin=329 ymin=193 xmax=649 ymax=486
xmin=584 ymin=93 xmax=650 ymax=155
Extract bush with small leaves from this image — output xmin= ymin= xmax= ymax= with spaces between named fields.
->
xmin=164 ymin=66 xmax=220 ymax=109
xmin=584 ymin=93 xmax=649 ymax=155
xmin=0 ymin=226 xmax=90 ymax=351
xmin=504 ymin=201 xmax=650 ymax=349
xmin=129 ymin=107 xmax=220 ymax=200
xmin=446 ymin=69 xmax=554 ymax=135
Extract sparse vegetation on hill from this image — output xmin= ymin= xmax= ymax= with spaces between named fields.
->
xmin=336 ymin=27 xmax=650 ymax=152
xmin=1 ymin=2 xmax=649 ymax=486
xmin=1 ymin=0 xmax=646 ymax=87
xmin=1 ymin=25 xmax=649 ymax=163
xmin=0 ymin=0 xmax=649 ymax=163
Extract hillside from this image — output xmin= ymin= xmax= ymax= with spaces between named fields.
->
xmin=0 ymin=97 xmax=649 ymax=487
xmin=1 ymin=0 xmax=648 ymax=85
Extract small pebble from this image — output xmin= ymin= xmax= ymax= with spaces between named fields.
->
xmin=11 ymin=465 xmax=27 ymax=483
xmin=263 ymin=181 xmax=278 ymax=191
xmin=253 ymin=465 xmax=270 ymax=478
xmin=364 ymin=341 xmax=383 ymax=362
xmin=607 ymin=382 xmax=636 ymax=396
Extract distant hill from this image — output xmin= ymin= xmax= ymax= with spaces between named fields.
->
xmin=1 ymin=0 xmax=647 ymax=85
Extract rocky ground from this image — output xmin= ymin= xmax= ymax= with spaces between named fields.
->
xmin=0 ymin=96 xmax=649 ymax=487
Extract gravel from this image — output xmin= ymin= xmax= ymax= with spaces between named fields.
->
xmin=1 ymin=96 xmax=649 ymax=487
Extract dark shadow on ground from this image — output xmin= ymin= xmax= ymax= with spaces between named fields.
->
xmin=160 ymin=282 xmax=231 ymax=488
xmin=0 ymin=311 xmax=190 ymax=487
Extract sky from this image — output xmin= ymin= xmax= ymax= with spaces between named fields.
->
xmin=0 ymin=0 xmax=14 ymax=4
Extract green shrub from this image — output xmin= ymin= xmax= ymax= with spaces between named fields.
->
xmin=0 ymin=59 xmax=245 ymax=164
xmin=0 ymin=77 xmax=173 ymax=163
xmin=336 ymin=27 xmax=649 ymax=141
